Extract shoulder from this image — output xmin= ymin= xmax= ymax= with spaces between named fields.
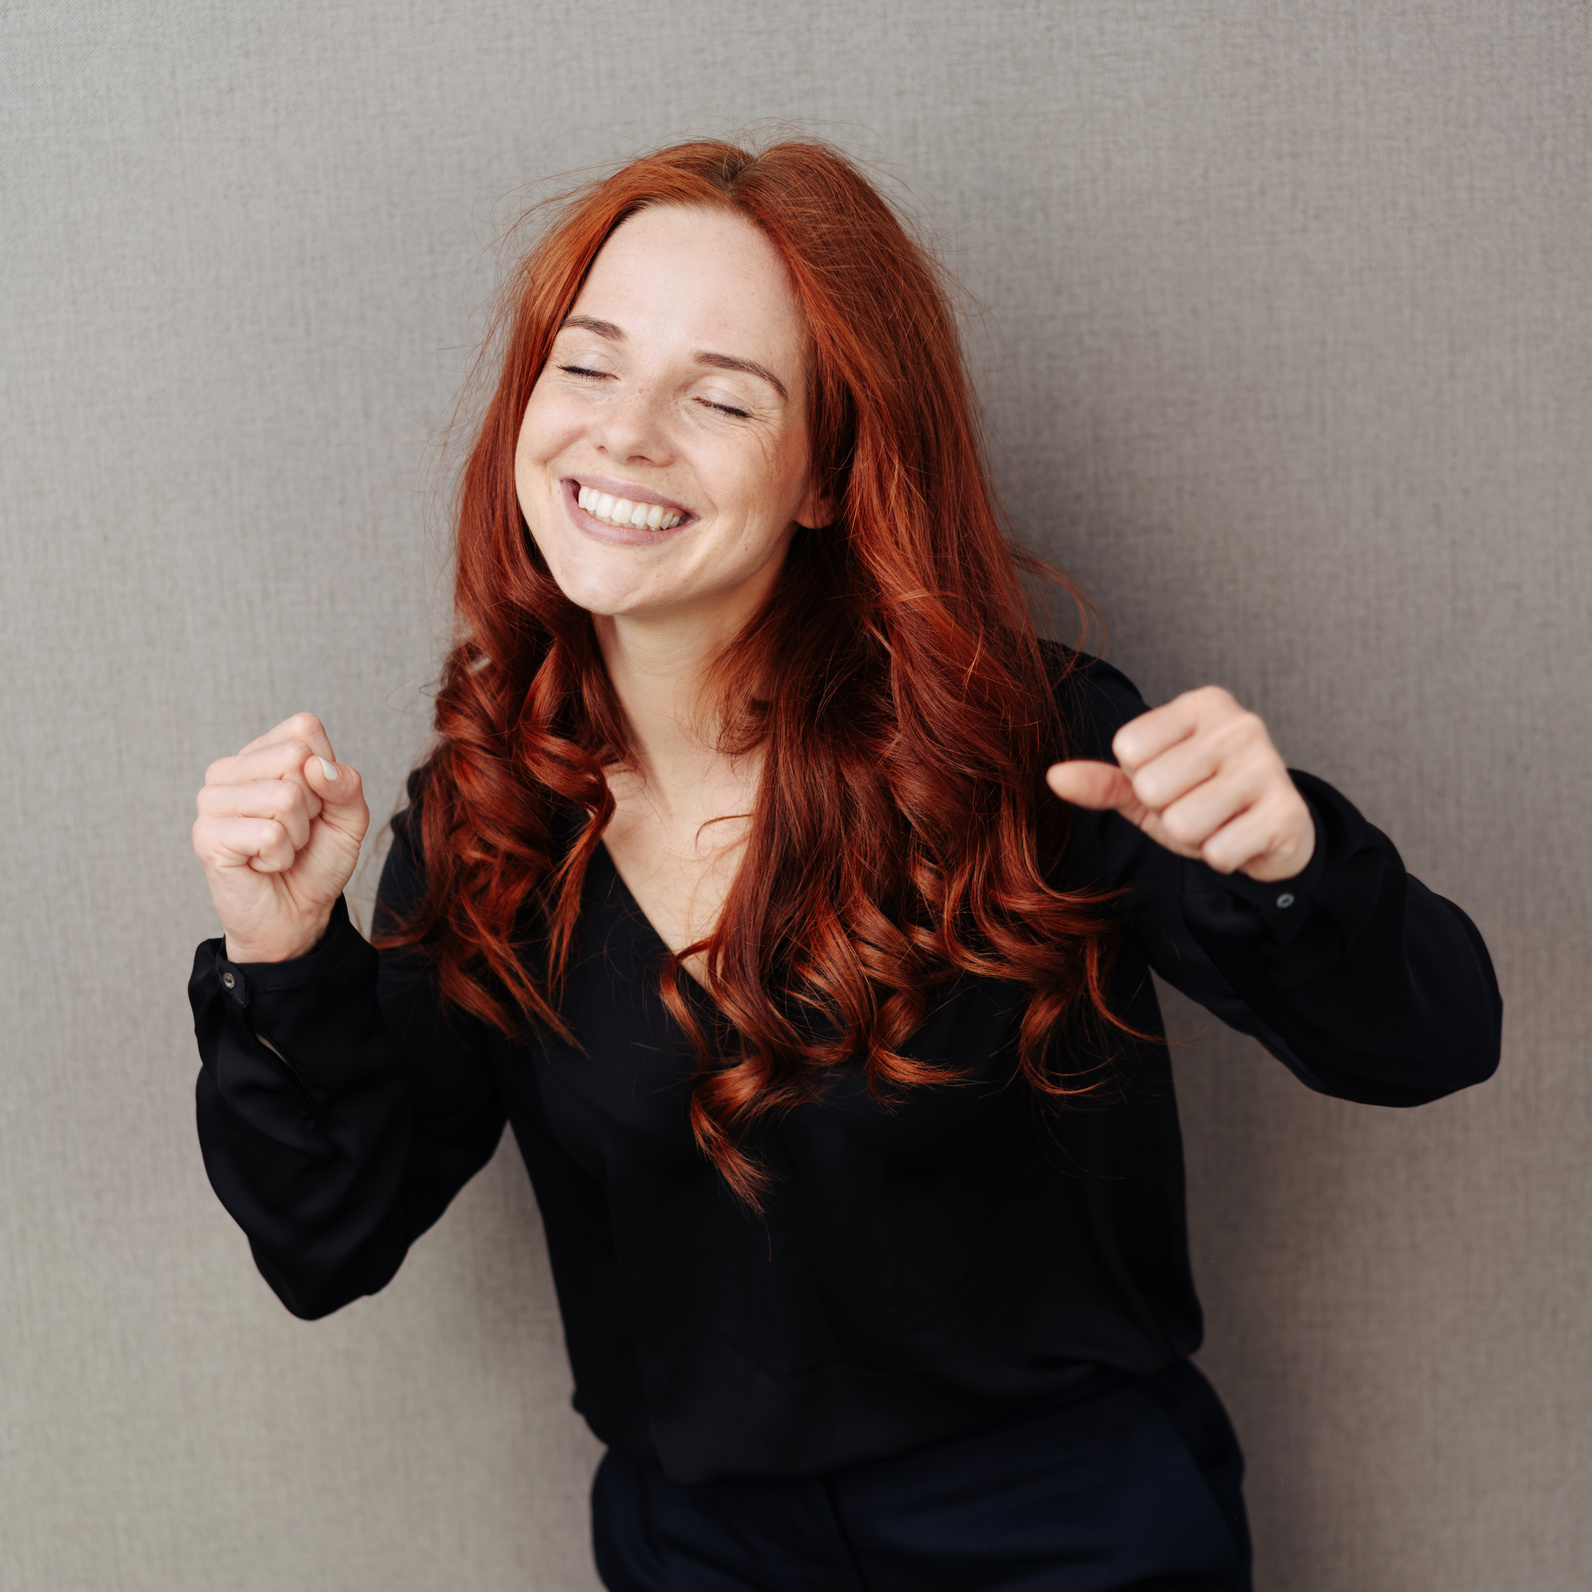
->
xmin=389 ymin=764 xmax=431 ymax=857
xmin=379 ymin=756 xmax=580 ymax=915
xmin=374 ymin=764 xmax=435 ymax=928
xmin=1037 ymin=639 xmax=1152 ymax=763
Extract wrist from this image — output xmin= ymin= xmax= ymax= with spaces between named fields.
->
xmin=224 ymin=912 xmax=334 ymax=966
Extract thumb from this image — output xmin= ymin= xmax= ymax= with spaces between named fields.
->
xmin=303 ymin=753 xmax=369 ymax=834
xmin=1045 ymin=759 xmax=1139 ymax=814
xmin=291 ymin=753 xmax=370 ymax=904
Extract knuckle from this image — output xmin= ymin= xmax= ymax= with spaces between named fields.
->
xmin=1201 ymin=838 xmax=1236 ymax=874
xmin=1269 ymin=794 xmax=1304 ymax=838
xmin=1211 ymin=711 xmax=1262 ymax=757
xmin=1162 ymin=807 xmax=1201 ymax=847
xmin=1257 ymin=768 xmax=1289 ymax=805
xmin=1129 ymin=770 xmax=1164 ymax=809
xmin=269 ymin=779 xmax=306 ymax=816
xmin=197 ymin=782 xmax=238 ymax=818
xmin=288 ymin=712 xmax=325 ymax=739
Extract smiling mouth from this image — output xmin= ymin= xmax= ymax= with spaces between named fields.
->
xmin=574 ymin=483 xmax=689 ymax=532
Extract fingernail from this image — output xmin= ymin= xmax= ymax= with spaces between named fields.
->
xmin=319 ymin=757 xmax=339 ymax=781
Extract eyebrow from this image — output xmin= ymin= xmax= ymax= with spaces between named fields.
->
xmin=694 ymin=351 xmax=789 ymax=403
xmin=558 ymin=314 xmax=789 ymax=403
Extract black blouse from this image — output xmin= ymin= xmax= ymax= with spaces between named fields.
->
xmin=188 ymin=653 xmax=1501 ymax=1484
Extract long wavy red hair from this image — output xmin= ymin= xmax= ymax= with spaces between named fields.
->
xmin=380 ymin=138 xmax=1129 ymax=1205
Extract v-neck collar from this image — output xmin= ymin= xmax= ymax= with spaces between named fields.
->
xmin=588 ymin=839 xmax=716 ymax=1005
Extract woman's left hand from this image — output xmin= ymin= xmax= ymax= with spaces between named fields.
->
xmin=1046 ymin=686 xmax=1316 ymax=883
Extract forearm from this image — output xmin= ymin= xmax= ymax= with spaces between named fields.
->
xmin=1171 ymin=773 xmax=1503 ymax=1102
xmin=190 ymin=897 xmax=419 ymax=1316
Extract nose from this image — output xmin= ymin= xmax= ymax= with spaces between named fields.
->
xmin=592 ymin=378 xmax=674 ymax=467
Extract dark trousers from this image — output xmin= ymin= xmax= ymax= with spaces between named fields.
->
xmin=591 ymin=1359 xmax=1252 ymax=1591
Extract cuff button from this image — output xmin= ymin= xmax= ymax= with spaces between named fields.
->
xmin=1275 ymin=893 xmax=1296 ymax=909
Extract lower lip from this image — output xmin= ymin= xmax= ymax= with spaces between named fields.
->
xmin=562 ymin=480 xmax=694 ymax=547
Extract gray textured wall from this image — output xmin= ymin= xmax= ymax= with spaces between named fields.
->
xmin=3 ymin=3 xmax=1587 ymax=1588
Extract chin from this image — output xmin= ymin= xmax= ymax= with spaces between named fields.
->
xmin=544 ymin=554 xmax=658 ymax=619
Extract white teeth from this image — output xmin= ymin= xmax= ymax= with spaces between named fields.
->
xmin=575 ymin=485 xmax=685 ymax=531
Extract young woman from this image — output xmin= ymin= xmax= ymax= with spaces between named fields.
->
xmin=189 ymin=139 xmax=1501 ymax=1591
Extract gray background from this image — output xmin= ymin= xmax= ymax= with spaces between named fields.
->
xmin=3 ymin=2 xmax=1588 ymax=1588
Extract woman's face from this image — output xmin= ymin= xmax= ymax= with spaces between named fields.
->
xmin=515 ymin=204 xmax=829 ymax=629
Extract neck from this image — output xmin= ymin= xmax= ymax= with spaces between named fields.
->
xmin=591 ymin=579 xmax=774 ymax=819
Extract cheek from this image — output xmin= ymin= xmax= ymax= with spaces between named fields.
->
xmin=512 ymin=407 xmax=569 ymax=531
xmin=716 ymin=431 xmax=807 ymax=532
xmin=516 ymin=384 xmax=582 ymax=478
xmin=758 ymin=415 xmax=816 ymax=506
xmin=514 ymin=399 xmax=576 ymax=563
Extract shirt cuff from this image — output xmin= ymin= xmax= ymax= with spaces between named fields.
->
xmin=203 ymin=895 xmax=362 ymax=1013
xmin=1206 ymin=779 xmax=1330 ymax=948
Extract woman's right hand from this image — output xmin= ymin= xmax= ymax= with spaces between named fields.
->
xmin=192 ymin=713 xmax=370 ymax=963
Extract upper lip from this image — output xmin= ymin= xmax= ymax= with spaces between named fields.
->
xmin=568 ymin=474 xmax=695 ymax=518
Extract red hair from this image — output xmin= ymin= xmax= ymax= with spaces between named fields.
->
xmin=380 ymin=138 xmax=1129 ymax=1205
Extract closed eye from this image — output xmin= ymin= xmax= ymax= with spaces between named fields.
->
xmin=696 ymin=396 xmax=752 ymax=419
xmin=558 ymin=363 xmax=611 ymax=380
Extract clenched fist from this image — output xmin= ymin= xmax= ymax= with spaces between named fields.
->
xmin=192 ymin=712 xmax=370 ymax=963
xmin=1046 ymin=685 xmax=1315 ymax=883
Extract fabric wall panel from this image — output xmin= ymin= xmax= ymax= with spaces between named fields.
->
xmin=3 ymin=3 xmax=1585 ymax=1587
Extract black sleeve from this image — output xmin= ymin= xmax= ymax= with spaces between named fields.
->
xmin=188 ymin=795 xmax=507 ymax=1319
xmin=1054 ymin=650 xmax=1503 ymax=1105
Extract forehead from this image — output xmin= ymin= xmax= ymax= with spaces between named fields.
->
xmin=570 ymin=205 xmax=807 ymax=369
